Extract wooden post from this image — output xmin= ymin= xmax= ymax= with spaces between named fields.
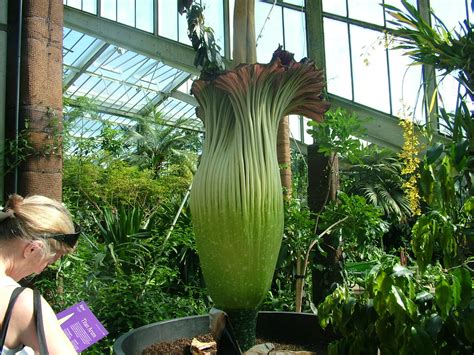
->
xmin=307 ymin=144 xmax=342 ymax=306
xmin=277 ymin=116 xmax=292 ymax=200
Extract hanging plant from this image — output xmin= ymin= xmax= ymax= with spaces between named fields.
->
xmin=189 ymin=48 xmax=329 ymax=350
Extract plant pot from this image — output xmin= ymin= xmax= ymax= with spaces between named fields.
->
xmin=114 ymin=311 xmax=334 ymax=354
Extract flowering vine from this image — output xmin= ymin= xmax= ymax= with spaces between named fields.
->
xmin=399 ymin=117 xmax=422 ymax=215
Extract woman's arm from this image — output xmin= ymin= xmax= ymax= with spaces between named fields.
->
xmin=13 ymin=289 xmax=77 ymax=355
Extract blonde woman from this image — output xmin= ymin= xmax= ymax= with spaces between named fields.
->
xmin=0 ymin=194 xmax=79 ymax=354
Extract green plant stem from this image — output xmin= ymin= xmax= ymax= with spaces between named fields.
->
xmin=225 ymin=308 xmax=258 ymax=352
xmin=296 ymin=216 xmax=349 ymax=307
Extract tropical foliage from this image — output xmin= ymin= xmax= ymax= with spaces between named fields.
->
xmin=317 ymin=2 xmax=473 ymax=354
xmin=318 ymin=262 xmax=473 ymax=355
xmin=28 ymin=2 xmax=472 ymax=354
xmin=124 ymin=110 xmax=200 ymax=178
xmin=343 ymin=146 xmax=411 ymax=221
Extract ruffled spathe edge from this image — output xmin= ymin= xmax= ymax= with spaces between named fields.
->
xmin=191 ymin=56 xmax=330 ymax=123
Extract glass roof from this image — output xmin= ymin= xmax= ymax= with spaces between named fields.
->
xmin=62 ymin=27 xmax=200 ymax=137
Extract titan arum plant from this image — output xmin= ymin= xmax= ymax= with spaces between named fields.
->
xmin=188 ymin=47 xmax=330 ymax=350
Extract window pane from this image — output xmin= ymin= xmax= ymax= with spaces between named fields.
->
xmin=101 ymin=0 xmax=117 ymax=21
xmin=388 ymin=49 xmax=424 ymax=123
xmin=431 ymin=0 xmax=468 ymax=31
xmin=178 ymin=10 xmax=188 ymax=44
xmin=351 ymin=25 xmax=389 ymax=112
xmin=117 ymin=0 xmax=135 ymax=27
xmin=284 ymin=0 xmax=304 ymax=6
xmin=323 ymin=0 xmax=346 ymax=16
xmin=289 ymin=115 xmax=301 ymax=141
xmin=66 ymin=0 xmax=82 ymax=10
xmin=255 ymin=1 xmax=283 ymax=63
xmin=136 ymin=0 xmax=154 ymax=33
xmin=159 ymin=0 xmax=178 ymax=41
xmin=437 ymin=71 xmax=464 ymax=114
xmin=437 ymin=71 xmax=466 ymax=135
xmin=283 ymin=8 xmax=307 ymax=59
xmin=202 ymin=0 xmax=225 ymax=55
xmin=82 ymin=0 xmax=97 ymax=14
xmin=324 ymin=19 xmax=352 ymax=100
xmin=348 ymin=0 xmax=384 ymax=26
xmin=303 ymin=117 xmax=313 ymax=144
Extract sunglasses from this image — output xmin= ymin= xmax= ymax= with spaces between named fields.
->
xmin=44 ymin=225 xmax=81 ymax=248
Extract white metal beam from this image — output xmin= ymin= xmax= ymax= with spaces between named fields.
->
xmin=329 ymin=95 xmax=404 ymax=150
xmin=138 ymin=71 xmax=192 ymax=116
xmin=63 ymin=42 xmax=110 ymax=90
xmin=64 ymin=6 xmax=200 ymax=75
xmin=170 ymin=90 xmax=198 ymax=107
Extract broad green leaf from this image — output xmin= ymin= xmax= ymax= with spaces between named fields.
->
xmin=412 ymin=215 xmax=434 ymax=273
xmin=419 ymin=167 xmax=435 ymax=204
xmin=374 ymin=275 xmax=391 ymax=315
xmin=425 ymin=314 xmax=443 ymax=338
xmin=416 ymin=290 xmax=434 ymax=303
xmin=439 ymin=157 xmax=456 ymax=208
xmin=408 ymin=326 xmax=435 ymax=355
xmin=454 ymin=139 xmax=469 ymax=166
xmin=346 ymin=260 xmax=378 ymax=273
xmin=375 ymin=317 xmax=393 ymax=349
xmin=463 ymin=310 xmax=474 ymax=341
xmin=426 ymin=142 xmax=444 ymax=164
xmin=406 ymin=298 xmax=418 ymax=320
xmin=439 ymin=223 xmax=456 ymax=268
xmin=463 ymin=197 xmax=474 ymax=214
xmin=435 ymin=279 xmax=453 ymax=318
xmin=392 ymin=264 xmax=413 ymax=278
xmin=392 ymin=285 xmax=408 ymax=312
xmin=451 ymin=273 xmax=462 ymax=309
xmin=452 ymin=267 xmax=472 ymax=309
xmin=391 ymin=285 xmax=417 ymax=319
xmin=408 ymin=277 xmax=416 ymax=299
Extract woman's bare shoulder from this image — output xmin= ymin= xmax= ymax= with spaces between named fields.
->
xmin=10 ymin=287 xmax=36 ymax=326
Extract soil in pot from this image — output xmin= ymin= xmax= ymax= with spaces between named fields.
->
xmin=141 ymin=334 xmax=328 ymax=354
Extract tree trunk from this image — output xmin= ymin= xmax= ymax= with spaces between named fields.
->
xmin=277 ymin=116 xmax=292 ymax=200
xmin=307 ymin=144 xmax=341 ymax=306
xmin=5 ymin=0 xmax=64 ymax=201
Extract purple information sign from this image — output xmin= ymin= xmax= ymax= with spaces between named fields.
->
xmin=56 ymin=301 xmax=108 ymax=352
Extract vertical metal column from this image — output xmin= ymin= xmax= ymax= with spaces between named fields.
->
xmin=4 ymin=0 xmax=23 ymax=199
xmin=223 ymin=0 xmax=231 ymax=60
xmin=419 ymin=0 xmax=438 ymax=130
xmin=0 ymin=0 xmax=8 ymax=203
xmin=305 ymin=0 xmax=325 ymax=72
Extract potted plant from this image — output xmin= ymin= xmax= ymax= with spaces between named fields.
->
xmin=114 ymin=1 xmax=330 ymax=352
xmin=188 ymin=48 xmax=329 ymax=351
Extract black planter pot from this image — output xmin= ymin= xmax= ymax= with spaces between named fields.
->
xmin=114 ymin=311 xmax=333 ymax=354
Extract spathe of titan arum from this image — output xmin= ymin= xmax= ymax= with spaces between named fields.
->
xmin=189 ymin=48 xmax=330 ymax=350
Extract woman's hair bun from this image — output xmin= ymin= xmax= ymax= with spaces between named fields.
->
xmin=5 ymin=194 xmax=24 ymax=211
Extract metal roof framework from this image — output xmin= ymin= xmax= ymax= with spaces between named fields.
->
xmin=63 ymin=20 xmax=201 ymax=138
